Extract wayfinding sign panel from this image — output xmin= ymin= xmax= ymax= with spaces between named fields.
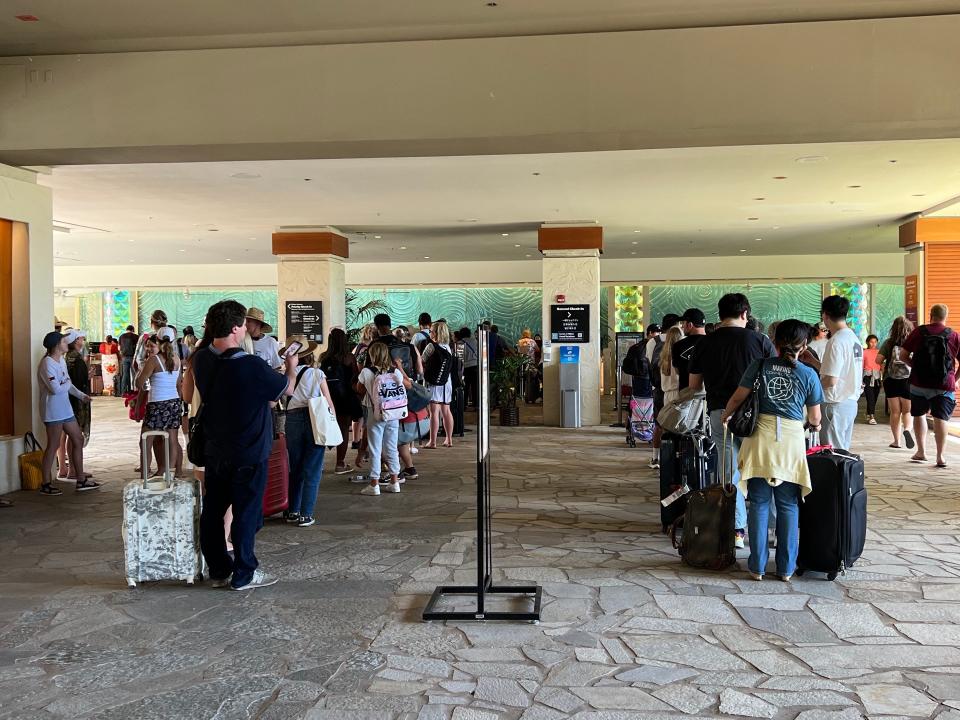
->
xmin=550 ymin=304 xmax=590 ymax=344
xmin=285 ymin=301 xmax=323 ymax=341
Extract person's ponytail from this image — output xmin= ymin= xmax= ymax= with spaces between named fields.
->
xmin=774 ymin=319 xmax=811 ymax=369
xmin=157 ymin=337 xmax=178 ymax=372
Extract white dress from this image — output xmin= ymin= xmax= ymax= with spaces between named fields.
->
xmin=661 ymin=368 xmax=680 ymax=406
xmin=422 ymin=343 xmax=453 ymax=404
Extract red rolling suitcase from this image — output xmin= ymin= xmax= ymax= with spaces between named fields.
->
xmin=263 ymin=435 xmax=290 ymax=518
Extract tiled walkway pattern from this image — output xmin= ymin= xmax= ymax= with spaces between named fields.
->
xmin=1 ymin=398 xmax=960 ymax=719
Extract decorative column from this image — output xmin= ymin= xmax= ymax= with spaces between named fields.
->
xmin=900 ymin=218 xmax=960 ymax=326
xmin=272 ymin=227 xmax=347 ymax=350
xmin=539 ymin=224 xmax=603 ymax=427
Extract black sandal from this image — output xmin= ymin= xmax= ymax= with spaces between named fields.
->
xmin=40 ymin=483 xmax=63 ymax=496
xmin=75 ymin=479 xmax=103 ymax=492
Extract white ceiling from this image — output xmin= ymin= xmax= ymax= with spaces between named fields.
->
xmin=4 ymin=0 xmax=960 ymax=56
xmin=44 ymin=139 xmax=960 ymax=267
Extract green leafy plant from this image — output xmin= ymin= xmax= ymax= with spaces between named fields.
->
xmin=490 ymin=354 xmax=533 ymax=408
xmin=345 ymin=289 xmax=387 ymax=345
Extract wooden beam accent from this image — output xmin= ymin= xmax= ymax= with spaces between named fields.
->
xmin=538 ymin=226 xmax=603 ymax=253
xmin=900 ymin=217 xmax=960 ymax=247
xmin=272 ymin=231 xmax=349 ymax=258
xmin=0 ymin=219 xmax=13 ymax=436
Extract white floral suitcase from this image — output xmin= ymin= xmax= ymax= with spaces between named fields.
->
xmin=123 ymin=430 xmax=202 ymax=588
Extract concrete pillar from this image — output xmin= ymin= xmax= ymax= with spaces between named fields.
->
xmin=272 ymin=228 xmax=347 ymax=350
xmin=539 ymin=225 xmax=603 ymax=427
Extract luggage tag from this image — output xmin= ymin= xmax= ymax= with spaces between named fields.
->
xmin=661 ymin=484 xmax=690 ymax=507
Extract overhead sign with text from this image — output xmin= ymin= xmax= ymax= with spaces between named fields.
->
xmin=550 ymin=304 xmax=590 ymax=344
xmin=285 ymin=301 xmax=324 ymax=342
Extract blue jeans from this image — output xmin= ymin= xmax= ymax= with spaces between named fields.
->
xmin=710 ymin=409 xmax=747 ymax=530
xmin=286 ymin=409 xmax=326 ymax=517
xmin=201 ymin=458 xmax=268 ymax=588
xmin=747 ymin=478 xmax=801 ymax=577
xmin=120 ymin=356 xmax=133 ymax=395
xmin=822 ymin=399 xmax=858 ymax=451
xmin=367 ymin=419 xmax=400 ymax=481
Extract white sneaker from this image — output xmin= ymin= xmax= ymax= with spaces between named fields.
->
xmin=361 ymin=483 xmax=381 ymax=496
xmin=648 ymin=458 xmax=660 ymax=469
xmin=382 ymin=481 xmax=401 ymax=493
xmin=411 ymin=447 xmax=419 ymax=455
xmin=230 ymin=569 xmax=278 ymax=591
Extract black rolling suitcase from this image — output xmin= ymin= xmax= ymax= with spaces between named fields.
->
xmin=659 ymin=432 xmax=718 ymax=533
xmin=451 ymin=386 xmax=465 ymax=437
xmin=796 ymin=440 xmax=867 ymax=580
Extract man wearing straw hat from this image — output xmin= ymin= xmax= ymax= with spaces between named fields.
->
xmin=245 ymin=307 xmax=282 ymax=370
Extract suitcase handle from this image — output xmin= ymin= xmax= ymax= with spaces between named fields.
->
xmin=141 ymin=430 xmax=173 ymax=490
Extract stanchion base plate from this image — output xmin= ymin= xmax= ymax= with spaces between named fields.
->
xmin=422 ymin=584 xmax=542 ymax=622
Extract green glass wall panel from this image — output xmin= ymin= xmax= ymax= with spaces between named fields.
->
xmin=614 ymin=285 xmax=644 ymax=332
xmin=649 ymin=283 xmax=822 ymax=328
xmin=77 ymin=292 xmax=101 ymax=337
xmin=830 ymin=282 xmax=870 ymax=341
xmin=137 ymin=289 xmax=278 ymax=334
xmin=873 ymin=283 xmax=904 ymax=341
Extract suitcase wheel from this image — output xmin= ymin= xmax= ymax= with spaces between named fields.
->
xmin=126 ymin=579 xmax=137 ymax=589
xmin=186 ymin=577 xmax=195 ymax=585
xmin=827 ymin=572 xmax=838 ymax=581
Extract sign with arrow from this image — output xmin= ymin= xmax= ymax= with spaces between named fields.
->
xmin=550 ymin=304 xmax=590 ymax=343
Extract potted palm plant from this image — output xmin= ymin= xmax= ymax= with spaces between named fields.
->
xmin=491 ymin=355 xmax=531 ymax=426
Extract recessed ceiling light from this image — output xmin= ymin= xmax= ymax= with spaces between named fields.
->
xmin=15 ymin=14 xmax=39 ymax=21
xmin=631 ymin=241 xmax=638 ymax=245
xmin=501 ymin=233 xmax=510 ymax=237
xmin=913 ymin=193 xmax=926 ymax=197
xmin=631 ymin=251 xmax=636 ymax=255
xmin=248 ymin=237 xmax=256 ymax=241
xmin=399 ymin=246 xmax=407 ymax=250
xmin=532 ymin=172 xmax=540 ymax=176
xmin=795 ymin=156 xmax=826 ymax=164
xmin=514 ymin=244 xmax=521 ymax=248
xmin=754 ymin=197 xmax=765 ymax=201
xmin=889 ymin=160 xmax=898 ymax=163
xmin=208 ymin=228 xmax=219 ymax=232
xmin=740 ymin=249 xmax=747 ymax=252
xmin=848 ymin=185 xmax=862 ymax=189
xmin=525 ymin=254 xmax=531 ymax=258
xmin=303 ymin=178 xmax=312 ymax=182
xmin=423 ymin=256 xmax=430 ymax=260
xmin=747 ymin=217 xmax=759 ymax=221
xmin=226 ymin=258 xmax=232 ymax=261
xmin=755 ymin=237 xmax=762 ymax=241
xmin=487 ymin=1 xmax=498 ymax=5
xmin=128 ymin=239 xmax=134 ymax=243
xmin=773 ymin=176 xmax=788 ymax=180
xmin=633 ymin=229 xmax=642 ymax=233
xmin=772 ymin=226 xmax=781 ymax=230
xmin=231 ymin=172 xmax=261 ymax=180
xmin=178 ymin=249 xmax=186 ymax=253
xmin=458 ymin=218 xmax=479 ymax=223
xmin=374 ymin=235 xmax=382 ymax=239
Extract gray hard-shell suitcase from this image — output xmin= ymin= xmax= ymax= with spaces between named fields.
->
xmin=123 ymin=430 xmax=202 ymax=588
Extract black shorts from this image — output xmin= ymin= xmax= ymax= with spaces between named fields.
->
xmin=883 ymin=377 xmax=911 ymax=400
xmin=652 ymin=389 xmax=665 ymax=426
xmin=910 ymin=391 xmax=957 ymax=421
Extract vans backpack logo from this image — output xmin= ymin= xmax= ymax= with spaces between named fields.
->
xmin=374 ymin=372 xmax=408 ymax=421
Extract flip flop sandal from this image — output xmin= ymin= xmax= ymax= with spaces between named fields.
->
xmin=889 ymin=444 xmax=902 ymax=449
xmin=936 ymin=463 xmax=949 ymax=469
xmin=40 ymin=484 xmax=63 ymax=496
xmin=75 ymin=479 xmax=103 ymax=492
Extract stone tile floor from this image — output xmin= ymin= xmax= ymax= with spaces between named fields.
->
xmin=2 ymin=397 xmax=960 ymax=719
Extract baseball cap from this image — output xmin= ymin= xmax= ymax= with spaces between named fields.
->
xmin=681 ymin=308 xmax=706 ymax=327
xmin=43 ymin=331 xmax=64 ymax=350
xmin=64 ymin=329 xmax=86 ymax=345
xmin=157 ymin=327 xmax=176 ymax=342
xmin=645 ymin=323 xmax=661 ymax=334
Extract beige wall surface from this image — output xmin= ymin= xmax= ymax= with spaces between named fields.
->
xmin=3 ymin=15 xmax=960 ymax=164
xmin=53 ymin=252 xmax=904 ymax=290
xmin=0 ymin=165 xmax=53 ymax=442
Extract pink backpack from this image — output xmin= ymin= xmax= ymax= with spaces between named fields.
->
xmin=373 ymin=371 xmax=408 ymax=421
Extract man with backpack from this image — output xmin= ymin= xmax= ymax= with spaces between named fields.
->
xmin=622 ymin=325 xmax=658 ymax=398
xmin=901 ymin=303 xmax=960 ymax=468
xmin=369 ymin=313 xmax=417 ymax=378
xmin=413 ymin=313 xmax=432 ymax=352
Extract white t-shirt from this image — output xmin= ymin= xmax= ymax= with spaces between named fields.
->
xmin=358 ymin=367 xmax=403 ymax=412
xmin=287 ymin=367 xmax=326 ymax=410
xmin=820 ymin=327 xmax=864 ymax=403
xmin=808 ymin=338 xmax=828 ymax=360
xmin=252 ymin=335 xmax=282 ymax=369
xmin=38 ymin=356 xmax=81 ymax=423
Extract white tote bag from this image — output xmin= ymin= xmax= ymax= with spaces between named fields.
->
xmin=306 ymin=370 xmax=344 ymax=447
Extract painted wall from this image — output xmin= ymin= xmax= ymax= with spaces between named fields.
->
xmin=0 ymin=165 xmax=53 ymax=491
xmin=53 ymin=252 xmax=904 ymax=290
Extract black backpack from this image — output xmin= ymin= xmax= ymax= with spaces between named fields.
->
xmin=424 ymin=342 xmax=453 ymax=386
xmin=321 ymin=359 xmax=353 ymax=401
xmin=649 ymin=339 xmax=665 ymax=390
xmin=621 ymin=343 xmax=649 ymax=379
xmin=912 ymin=326 xmax=954 ymax=386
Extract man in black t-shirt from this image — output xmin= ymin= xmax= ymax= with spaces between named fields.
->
xmin=194 ymin=300 xmax=297 ymax=591
xmin=688 ymin=293 xmax=776 ymax=547
xmin=672 ymin=308 xmax=708 ymax=391
xmin=117 ymin=325 xmax=139 ymax=396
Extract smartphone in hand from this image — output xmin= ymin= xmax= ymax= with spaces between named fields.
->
xmin=284 ymin=341 xmax=303 ymax=357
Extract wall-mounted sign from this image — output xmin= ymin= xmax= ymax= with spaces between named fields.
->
xmin=905 ymin=275 xmax=918 ymax=324
xmin=550 ymin=304 xmax=590 ymax=344
xmin=559 ymin=346 xmax=580 ymax=364
xmin=285 ymin=301 xmax=323 ymax=342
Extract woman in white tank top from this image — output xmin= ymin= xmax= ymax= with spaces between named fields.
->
xmin=136 ymin=328 xmax=183 ymax=477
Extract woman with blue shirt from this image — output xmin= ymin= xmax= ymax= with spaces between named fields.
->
xmin=722 ymin=319 xmax=822 ymax=582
